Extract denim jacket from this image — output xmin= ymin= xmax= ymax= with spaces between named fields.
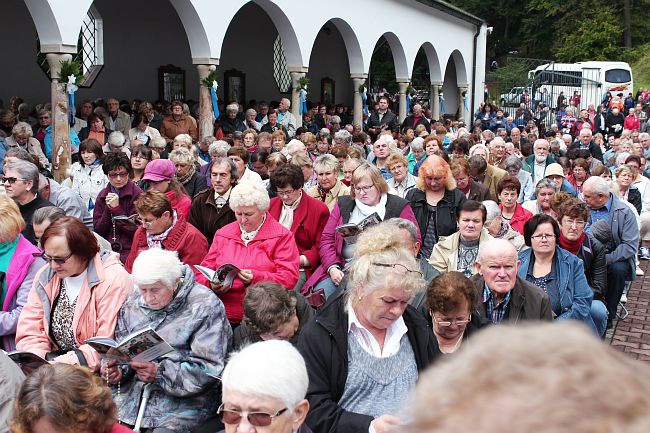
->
xmin=518 ymin=247 xmax=593 ymax=326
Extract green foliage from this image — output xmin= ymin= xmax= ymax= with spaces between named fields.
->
xmin=486 ymin=58 xmax=532 ymax=100
xmin=59 ymin=60 xmax=83 ymax=84
xmin=200 ymin=70 xmax=219 ymax=88
xmin=295 ymin=76 xmax=310 ymax=91
xmin=629 ymin=43 xmax=650 ymax=91
xmin=553 ymin=9 xmax=623 ymax=62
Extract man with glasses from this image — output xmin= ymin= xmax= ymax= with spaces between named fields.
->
xmin=583 ymin=176 xmax=639 ymax=328
xmin=2 ymin=159 xmax=53 ymax=244
xmin=189 ymin=157 xmax=237 ymax=246
xmin=472 ymin=238 xmax=552 ymax=324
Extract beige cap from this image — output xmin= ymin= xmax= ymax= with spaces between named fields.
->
xmin=544 ymin=163 xmax=565 ymax=178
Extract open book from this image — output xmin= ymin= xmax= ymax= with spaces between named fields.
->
xmin=194 ymin=264 xmax=240 ymax=289
xmin=112 ymin=214 xmax=140 ymax=230
xmin=85 ymin=327 xmax=174 ymax=362
xmin=335 ymin=212 xmax=382 ymax=238
xmin=8 ymin=351 xmax=49 ymax=369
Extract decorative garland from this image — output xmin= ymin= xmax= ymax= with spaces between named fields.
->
xmin=201 ymin=70 xmax=220 ymax=120
xmin=296 ymin=77 xmax=310 ymax=115
xmin=59 ymin=60 xmax=83 ymax=126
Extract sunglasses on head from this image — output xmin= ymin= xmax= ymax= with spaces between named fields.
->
xmin=217 ymin=404 xmax=287 ymax=427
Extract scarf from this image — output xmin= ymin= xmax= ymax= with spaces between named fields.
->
xmin=354 ymin=193 xmax=388 ymax=221
xmin=146 ymin=210 xmax=178 ymax=248
xmin=559 ymin=232 xmax=585 ymax=255
xmin=176 ymin=164 xmax=196 ymax=185
xmin=241 ymin=214 xmax=266 ymax=246
xmin=278 ymin=193 xmax=302 ymax=230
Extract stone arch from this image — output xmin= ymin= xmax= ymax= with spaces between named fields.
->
xmin=380 ymin=32 xmax=409 ymax=81
xmin=322 ymin=18 xmax=365 ymax=76
xmin=168 ymin=0 xmax=213 ymax=62
xmin=24 ymin=0 xmax=94 ymax=52
xmin=448 ymin=49 xmax=469 ymax=85
xmin=247 ymin=0 xmax=304 ymax=67
xmin=418 ymin=42 xmax=442 ymax=83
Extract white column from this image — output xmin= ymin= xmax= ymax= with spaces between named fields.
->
xmin=458 ymin=84 xmax=469 ymax=124
xmin=397 ymin=81 xmax=409 ymax=124
xmin=197 ymin=64 xmax=216 ymax=141
xmin=289 ymin=70 xmax=306 ymax=128
xmin=431 ymin=81 xmax=442 ymax=121
xmin=46 ymin=52 xmax=72 ymax=183
xmin=351 ymin=74 xmax=367 ymax=128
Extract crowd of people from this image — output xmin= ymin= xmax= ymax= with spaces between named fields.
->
xmin=1 ymin=88 xmax=650 ymax=433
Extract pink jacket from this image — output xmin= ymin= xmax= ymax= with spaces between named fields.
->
xmin=16 ymin=251 xmax=133 ymax=370
xmin=197 ymin=214 xmax=300 ymax=323
xmin=1 ymin=235 xmax=45 ymax=351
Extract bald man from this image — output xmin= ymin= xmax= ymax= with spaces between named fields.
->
xmin=471 ymin=239 xmax=552 ymax=324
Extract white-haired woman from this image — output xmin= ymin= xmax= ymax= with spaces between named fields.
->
xmin=5 ymin=121 xmax=50 ymax=168
xmin=221 ymin=103 xmax=246 ymax=136
xmin=522 ymin=178 xmax=558 ymax=216
xmin=101 ymin=248 xmax=231 ymax=433
xmin=306 ymin=153 xmax=350 ymax=211
xmin=170 ymin=147 xmax=208 ymax=198
xmin=172 ymin=133 xmax=193 ymax=151
xmin=219 ymin=340 xmax=311 ymax=433
xmin=197 ymin=181 xmax=300 ymax=325
xmin=104 ymin=131 xmax=131 ymax=157
xmin=298 ymin=223 xmax=439 ymax=433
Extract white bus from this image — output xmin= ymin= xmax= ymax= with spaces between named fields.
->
xmin=529 ymin=61 xmax=633 ymax=110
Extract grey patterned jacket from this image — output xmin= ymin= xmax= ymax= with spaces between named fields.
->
xmin=113 ymin=264 xmax=232 ymax=433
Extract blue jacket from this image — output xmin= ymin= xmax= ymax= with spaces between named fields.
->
xmin=605 ymin=195 xmax=640 ymax=279
xmin=0 ymin=137 xmax=7 ymax=172
xmin=44 ymin=126 xmax=80 ymax=161
xmin=518 ymin=247 xmax=594 ymax=326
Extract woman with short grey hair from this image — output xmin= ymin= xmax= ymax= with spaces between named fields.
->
xmin=196 ymin=181 xmax=300 ymax=325
xmin=522 ymin=178 xmax=558 ymax=216
xmin=503 ymin=154 xmax=533 ymax=202
xmin=220 ymin=340 xmax=311 ymax=433
xmin=101 ymin=248 xmax=231 ymax=433
xmin=6 ymin=121 xmax=49 ymax=168
xmin=106 ymin=131 xmax=130 ymax=156
xmin=298 ymin=222 xmax=438 ymax=433
xmin=482 ymin=199 xmax=525 ymax=251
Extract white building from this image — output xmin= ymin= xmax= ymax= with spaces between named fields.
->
xmin=3 ymin=0 xmax=487 ymax=125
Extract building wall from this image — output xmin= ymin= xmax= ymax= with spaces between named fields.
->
xmin=307 ymin=26 xmax=353 ymax=106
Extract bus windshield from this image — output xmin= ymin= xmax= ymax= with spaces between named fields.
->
xmin=605 ymin=69 xmax=632 ymax=84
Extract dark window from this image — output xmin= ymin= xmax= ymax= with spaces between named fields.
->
xmin=605 ymin=69 xmax=632 ymax=84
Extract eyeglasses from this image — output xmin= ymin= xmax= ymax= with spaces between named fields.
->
xmin=531 ymin=234 xmax=554 ymax=241
xmin=136 ymin=216 xmax=159 ymax=227
xmin=563 ymin=218 xmax=585 ymax=228
xmin=217 ymin=404 xmax=287 ymax=427
xmin=431 ymin=313 xmax=472 ymax=327
xmin=353 ymin=184 xmax=375 ymax=193
xmin=276 ymin=189 xmax=297 ymax=198
xmin=34 ymin=252 xmax=74 ymax=265
xmin=108 ymin=171 xmax=129 ymax=179
xmin=1 ymin=176 xmax=28 ymax=184
xmin=372 ymin=262 xmax=423 ymax=278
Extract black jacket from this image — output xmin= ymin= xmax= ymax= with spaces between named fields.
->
xmin=366 ymin=110 xmax=399 ymax=137
xmin=470 ymin=274 xmax=553 ymax=323
xmin=182 ymin=170 xmax=208 ymax=199
xmin=627 ymin=187 xmax=642 ymax=215
xmin=298 ymin=292 xmax=439 ymax=433
xmin=577 ymin=233 xmax=607 ymax=301
xmin=220 ymin=116 xmax=246 ymax=136
xmin=406 ymin=188 xmax=466 ymax=244
xmin=401 ymin=115 xmax=431 ymax=133
xmin=569 ymin=140 xmax=604 ymax=162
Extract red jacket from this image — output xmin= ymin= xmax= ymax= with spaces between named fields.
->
xmin=166 ymin=190 xmax=191 ymax=219
xmin=624 ymin=115 xmax=640 ymax=131
xmin=501 ymin=203 xmax=533 ymax=235
xmin=268 ymin=193 xmax=330 ymax=277
xmin=197 ymin=214 xmax=300 ymax=323
xmin=125 ymin=214 xmax=208 ymax=276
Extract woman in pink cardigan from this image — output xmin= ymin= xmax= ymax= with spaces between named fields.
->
xmin=0 ymin=195 xmax=45 ymax=352
xmin=16 ymin=217 xmax=132 ymax=370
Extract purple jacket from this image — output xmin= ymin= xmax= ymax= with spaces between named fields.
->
xmin=1 ymin=235 xmax=45 ymax=351
xmin=93 ymin=180 xmax=143 ymax=263
xmin=303 ymin=195 xmax=420 ymax=293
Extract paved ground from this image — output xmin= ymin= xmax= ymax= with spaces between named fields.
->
xmin=609 ymin=258 xmax=650 ymax=362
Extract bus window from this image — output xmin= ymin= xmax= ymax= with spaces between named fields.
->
xmin=605 ymin=69 xmax=632 ymax=83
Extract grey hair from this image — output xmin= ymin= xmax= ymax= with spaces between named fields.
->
xmin=583 ymin=175 xmax=611 ymax=196
xmin=209 ymin=140 xmax=231 ymax=157
xmin=230 ymin=181 xmax=270 ymax=212
xmin=4 ymin=159 xmax=39 ymax=194
xmin=226 ymin=103 xmax=239 ymax=113
xmin=382 ymin=218 xmax=419 ymax=245
xmin=639 ymin=132 xmax=650 ymax=141
xmin=201 ymin=135 xmax=217 ymax=146
xmin=334 ymin=130 xmax=352 ymax=144
xmin=319 ymin=128 xmax=331 ymax=138
xmin=12 ymin=122 xmax=33 ymax=137
xmin=313 ymin=154 xmax=339 ymax=173
xmin=222 ymin=340 xmax=308 ymax=412
xmin=32 ymin=206 xmax=65 ymax=226
xmin=169 ymin=147 xmax=194 ymax=165
xmin=482 ymin=200 xmax=501 ymax=221
xmin=173 ymin=134 xmax=193 ymax=146
xmin=616 ymin=152 xmax=631 ymax=166
xmin=503 ymin=155 xmax=523 ymax=171
xmin=410 ymin=137 xmax=425 ymax=151
xmin=245 ymin=108 xmax=256 ymax=117
xmin=107 ymin=131 xmax=125 ymax=146
xmin=535 ymin=178 xmax=558 ymax=193
xmin=131 ymin=248 xmax=182 ymax=289
xmin=212 ymin=157 xmax=239 ymax=184
xmin=330 ymin=115 xmax=341 ymax=124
